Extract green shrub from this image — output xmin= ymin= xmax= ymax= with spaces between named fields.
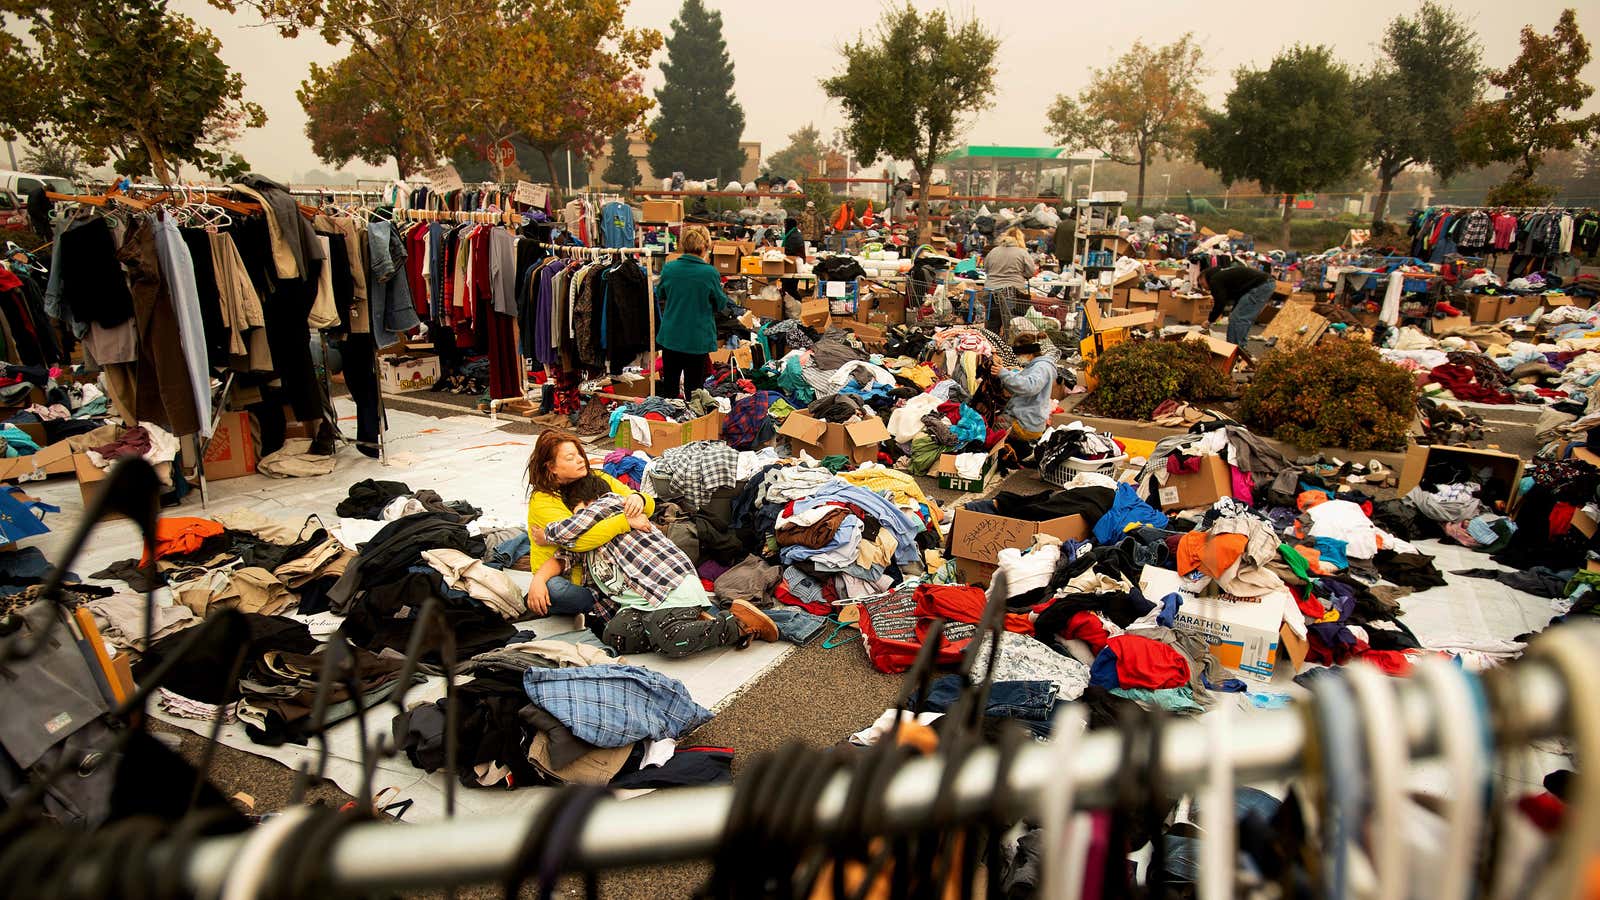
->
xmin=1239 ymin=338 xmax=1417 ymax=451
xmin=1086 ymin=339 xmax=1232 ymax=420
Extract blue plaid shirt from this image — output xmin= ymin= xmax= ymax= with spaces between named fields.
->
xmin=521 ymin=664 xmax=712 ymax=748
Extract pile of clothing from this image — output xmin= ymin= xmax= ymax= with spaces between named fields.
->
xmin=398 ymin=644 xmax=730 ymax=789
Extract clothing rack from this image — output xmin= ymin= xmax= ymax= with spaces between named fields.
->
xmin=159 ymin=649 xmax=1581 ymax=895
xmin=525 ymin=244 xmax=661 ymax=407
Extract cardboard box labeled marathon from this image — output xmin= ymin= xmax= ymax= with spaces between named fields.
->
xmin=1156 ymin=453 xmax=1231 ymax=510
xmin=947 ymin=506 xmax=1089 ymax=586
xmin=777 ymin=412 xmax=890 ymax=465
xmin=640 ymin=199 xmax=683 ymax=222
xmin=380 ymin=354 xmax=441 ymax=393
xmin=615 ymin=411 xmax=723 ymax=457
xmin=202 ymin=410 xmax=258 ymax=480
xmin=1141 ymin=566 xmax=1290 ymax=683
xmin=0 ymin=441 xmax=74 ymax=483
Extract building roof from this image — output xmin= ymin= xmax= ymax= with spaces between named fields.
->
xmin=938 ymin=145 xmax=1105 ymax=169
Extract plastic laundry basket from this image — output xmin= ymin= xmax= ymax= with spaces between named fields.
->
xmin=1041 ymin=453 xmax=1127 ymax=487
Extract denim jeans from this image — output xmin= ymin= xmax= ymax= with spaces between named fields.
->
xmin=916 ymin=674 xmax=1060 ymax=735
xmin=542 ymin=575 xmax=600 ymax=617
xmin=1226 ymin=279 xmax=1275 ymax=347
xmin=765 ymin=607 xmax=826 ymax=645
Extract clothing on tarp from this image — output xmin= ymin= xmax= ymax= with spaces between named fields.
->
xmin=1088 ymin=634 xmax=1193 ymax=691
xmin=521 ymin=664 xmax=711 ymax=748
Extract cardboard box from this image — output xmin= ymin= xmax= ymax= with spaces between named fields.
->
xmin=608 ymin=376 xmax=653 ymax=399
xmin=1142 ymin=566 xmax=1289 ymax=683
xmin=840 ymin=319 xmax=886 ymax=347
xmin=743 ymin=294 xmax=784 ymax=320
xmin=799 ymin=298 xmax=831 ymax=330
xmin=1467 ymin=295 xmax=1502 ymax=322
xmin=0 ymin=440 xmax=74 ymax=483
xmin=1403 ymin=444 xmax=1525 ymax=513
xmin=380 ymin=354 xmax=441 ymax=393
xmin=760 ymin=255 xmax=798 ymax=277
xmin=1181 ymin=332 xmax=1240 ymax=376
xmin=930 ymin=443 xmax=1003 ymax=493
xmin=946 ymin=506 xmax=1090 ymax=586
xmin=201 ymin=410 xmax=258 ymax=481
xmin=640 ymin=199 xmax=684 ymax=222
xmin=709 ymin=346 xmax=754 ymax=368
xmin=1155 ymin=453 xmax=1231 ymax=510
xmin=1125 ymin=288 xmax=1168 ymax=307
xmin=1432 ymin=315 xmax=1472 ymax=335
xmin=777 ymin=412 xmax=891 ymax=465
xmin=73 ymin=452 xmax=114 ymax=518
xmin=1159 ymin=293 xmax=1208 ymax=325
xmin=614 ymin=410 xmax=724 ymax=457
xmin=711 ymin=241 xmax=742 ymax=274
xmin=1082 ymin=298 xmax=1161 ymax=336
xmin=740 ymin=256 xmax=763 ymax=275
xmin=1498 ymin=295 xmax=1539 ymax=320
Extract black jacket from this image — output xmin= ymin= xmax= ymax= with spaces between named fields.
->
xmin=1204 ymin=264 xmax=1271 ymax=321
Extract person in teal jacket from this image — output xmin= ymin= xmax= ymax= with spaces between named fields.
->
xmin=654 ymin=225 xmax=730 ymax=398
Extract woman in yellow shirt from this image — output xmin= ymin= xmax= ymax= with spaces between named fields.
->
xmin=524 ymin=430 xmax=654 ymax=618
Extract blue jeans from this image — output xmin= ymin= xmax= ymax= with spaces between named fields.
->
xmin=542 ymin=575 xmax=600 ymax=617
xmin=1226 ymin=279 xmax=1275 ymax=347
xmin=916 ymin=675 xmax=1060 ymax=736
xmin=765 ymin=607 xmax=826 ymax=645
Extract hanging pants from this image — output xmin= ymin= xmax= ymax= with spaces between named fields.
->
xmin=338 ymin=333 xmax=381 ymax=455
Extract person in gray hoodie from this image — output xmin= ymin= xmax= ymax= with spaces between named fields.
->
xmin=990 ymin=335 xmax=1058 ymax=448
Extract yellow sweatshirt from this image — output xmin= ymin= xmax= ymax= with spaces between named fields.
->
xmin=526 ymin=472 xmax=656 ymax=582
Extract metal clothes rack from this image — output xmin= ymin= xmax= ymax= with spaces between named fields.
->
xmin=164 ymin=654 xmax=1578 ymax=895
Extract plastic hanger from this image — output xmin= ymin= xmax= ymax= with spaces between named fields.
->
xmin=1412 ymin=658 xmax=1487 ymax=900
xmin=1341 ymin=663 xmax=1407 ymax=900
xmin=1198 ymin=699 xmax=1235 ymax=900
xmin=1520 ymin=626 xmax=1600 ymax=899
xmin=1041 ymin=704 xmax=1089 ymax=900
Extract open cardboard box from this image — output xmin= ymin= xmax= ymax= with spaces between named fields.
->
xmin=709 ymin=346 xmax=755 ymax=368
xmin=201 ymin=410 xmax=258 ymax=481
xmin=930 ymin=441 xmax=1005 ymax=493
xmin=0 ymin=440 xmax=75 ymax=483
xmin=1154 ymin=453 xmax=1232 ymax=511
xmin=777 ymin=412 xmax=890 ymax=465
xmin=614 ymin=410 xmax=724 ymax=457
xmin=1159 ymin=293 xmax=1209 ymax=325
xmin=1082 ymin=297 xmax=1161 ymax=335
xmin=947 ymin=506 xmax=1089 ymax=586
xmin=1180 ymin=332 xmax=1240 ymax=375
xmin=798 ymin=298 xmax=832 ymax=330
xmin=1401 ymin=444 xmax=1525 ymax=514
xmin=743 ymin=295 xmax=784 ymax=320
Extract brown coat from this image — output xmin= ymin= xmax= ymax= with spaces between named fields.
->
xmin=118 ymin=222 xmax=200 ymax=436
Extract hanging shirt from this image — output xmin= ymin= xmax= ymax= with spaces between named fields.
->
xmin=599 ymin=201 xmax=637 ymax=249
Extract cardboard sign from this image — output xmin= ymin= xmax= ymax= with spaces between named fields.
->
xmin=422 ymin=164 xmax=464 ymax=192
xmin=514 ymin=180 xmax=548 ymax=207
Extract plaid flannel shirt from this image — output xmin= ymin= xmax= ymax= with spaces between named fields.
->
xmin=545 ymin=493 xmax=697 ymax=608
xmin=651 ymin=440 xmax=740 ymax=510
xmin=521 ymin=664 xmax=712 ymax=748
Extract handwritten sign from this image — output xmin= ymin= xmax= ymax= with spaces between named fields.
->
xmin=422 ymin=164 xmax=463 ymax=192
xmin=515 ymin=180 xmax=548 ymax=208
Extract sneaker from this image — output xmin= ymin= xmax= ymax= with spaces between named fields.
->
xmin=728 ymin=599 xmax=778 ymax=643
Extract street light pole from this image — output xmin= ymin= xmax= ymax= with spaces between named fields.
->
xmin=1162 ymin=174 xmax=1171 ymax=207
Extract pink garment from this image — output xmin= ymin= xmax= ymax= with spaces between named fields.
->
xmin=1229 ymin=465 xmax=1255 ymax=506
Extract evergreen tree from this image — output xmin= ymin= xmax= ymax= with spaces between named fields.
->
xmin=647 ymin=0 xmax=745 ymax=182
xmin=602 ymin=129 xmax=640 ymax=189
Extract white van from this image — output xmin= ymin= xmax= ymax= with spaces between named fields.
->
xmin=0 ymin=170 xmax=79 ymax=229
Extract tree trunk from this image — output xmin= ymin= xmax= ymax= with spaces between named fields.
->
xmin=1135 ymin=158 xmax=1147 ymax=211
xmin=540 ymin=147 xmax=564 ymax=208
xmin=1371 ymin=171 xmax=1395 ymax=232
xmin=916 ymin=177 xmax=932 ymax=244
xmin=1279 ymin=193 xmax=1293 ymax=250
xmin=138 ymin=128 xmax=173 ymax=184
